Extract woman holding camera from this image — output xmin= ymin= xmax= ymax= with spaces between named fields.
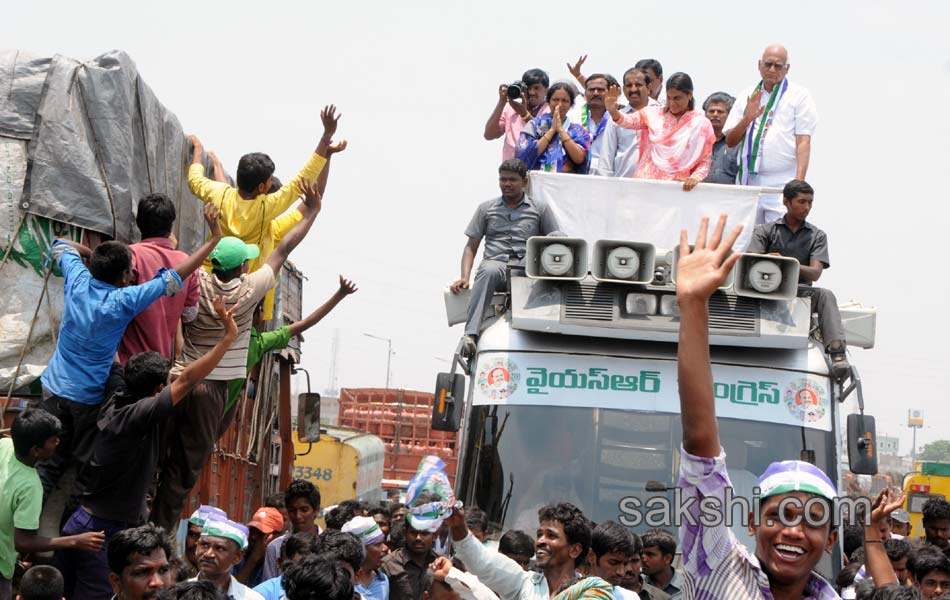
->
xmin=605 ymin=72 xmax=714 ymax=190
xmin=516 ymin=82 xmax=590 ymax=174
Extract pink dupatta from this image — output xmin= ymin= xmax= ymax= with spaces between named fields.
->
xmin=643 ymin=106 xmax=715 ymax=175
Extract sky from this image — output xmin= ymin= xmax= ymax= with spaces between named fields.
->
xmin=5 ymin=0 xmax=949 ymax=456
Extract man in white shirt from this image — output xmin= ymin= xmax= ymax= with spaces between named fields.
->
xmin=567 ymin=74 xmax=618 ymax=176
xmin=725 ymin=44 xmax=818 ymax=223
xmin=600 ymin=67 xmax=662 ymax=178
xmin=190 ymin=515 xmax=264 ymax=600
xmin=448 ymin=503 xmax=590 ymax=600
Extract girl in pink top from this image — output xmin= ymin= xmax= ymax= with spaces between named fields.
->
xmin=606 ymin=72 xmax=715 ymax=191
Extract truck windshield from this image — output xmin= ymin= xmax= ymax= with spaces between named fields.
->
xmin=458 ymin=403 xmax=838 ymax=574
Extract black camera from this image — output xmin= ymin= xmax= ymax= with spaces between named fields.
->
xmin=506 ymin=81 xmax=526 ymax=100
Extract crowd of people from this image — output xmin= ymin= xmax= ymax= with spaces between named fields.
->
xmin=0 ymin=105 xmax=358 ymax=600
xmin=0 ymin=40 xmax=922 ymax=600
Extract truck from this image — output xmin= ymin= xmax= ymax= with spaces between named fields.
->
xmin=903 ymin=461 xmax=950 ymax=540
xmin=0 ymin=49 xmax=301 ymax=528
xmin=431 ymin=173 xmax=879 ymax=579
xmin=291 ymin=426 xmax=386 ymax=510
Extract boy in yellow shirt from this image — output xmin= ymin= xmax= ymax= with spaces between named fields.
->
xmin=188 ymin=105 xmax=344 ymax=320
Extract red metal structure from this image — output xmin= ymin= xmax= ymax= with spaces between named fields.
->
xmin=338 ymin=388 xmax=458 ymax=482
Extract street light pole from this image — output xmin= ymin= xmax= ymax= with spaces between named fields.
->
xmin=364 ymin=333 xmax=393 ymax=389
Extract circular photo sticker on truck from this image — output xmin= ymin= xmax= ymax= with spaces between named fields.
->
xmin=785 ymin=379 xmax=828 ymax=424
xmin=477 ymin=357 xmax=521 ymax=401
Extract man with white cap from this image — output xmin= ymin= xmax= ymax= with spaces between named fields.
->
xmin=673 ymin=215 xmax=904 ymax=599
xmin=343 ymin=516 xmax=390 ymax=600
xmin=890 ymin=509 xmax=911 ymax=539
xmin=190 ymin=514 xmax=264 ymax=600
xmin=381 ymin=514 xmax=439 ymax=600
xmin=185 ymin=506 xmax=228 ymax=576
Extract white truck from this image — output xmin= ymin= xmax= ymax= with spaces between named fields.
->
xmin=433 ymin=173 xmax=878 ymax=579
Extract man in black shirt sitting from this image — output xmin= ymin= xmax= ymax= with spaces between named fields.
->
xmin=746 ymin=179 xmax=850 ymax=381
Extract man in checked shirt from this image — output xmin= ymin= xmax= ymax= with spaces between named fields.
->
xmin=672 ymin=215 xmax=903 ymax=600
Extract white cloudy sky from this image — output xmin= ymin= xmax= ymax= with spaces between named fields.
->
xmin=5 ymin=1 xmax=949 ymax=455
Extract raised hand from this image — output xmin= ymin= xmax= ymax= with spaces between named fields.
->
xmin=320 ymin=105 xmax=341 ymax=140
xmin=189 ymin=134 xmax=203 ymax=152
xmin=743 ymin=89 xmax=766 ymax=121
xmin=212 ymin=295 xmax=238 ymax=337
xmin=497 ymin=84 xmax=509 ymax=104
xmin=675 ymin=214 xmax=742 ymax=303
xmin=430 ymin=556 xmax=453 ymax=581
xmin=869 ymin=487 xmax=905 ymax=525
xmin=203 ymin=204 xmax=222 ymax=239
xmin=567 ymin=54 xmax=588 ymax=85
xmin=606 ymin=85 xmax=622 ymax=115
xmin=327 ymin=140 xmax=348 ymax=155
xmin=300 ymin=178 xmax=323 ymax=215
xmin=338 ymin=275 xmax=358 ymax=295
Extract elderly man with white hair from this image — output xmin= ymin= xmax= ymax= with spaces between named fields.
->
xmin=725 ymin=44 xmax=819 ymax=223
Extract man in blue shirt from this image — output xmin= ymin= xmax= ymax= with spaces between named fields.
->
xmin=36 ymin=205 xmax=222 ymax=504
xmin=343 ymin=516 xmax=390 ymax=600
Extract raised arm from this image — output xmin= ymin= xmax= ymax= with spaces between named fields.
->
xmin=53 ymin=238 xmax=92 ymax=258
xmin=606 ymin=86 xmax=647 ymax=130
xmin=288 ymin=276 xmax=358 ymax=337
xmin=265 ymin=179 xmax=320 ymax=275
xmin=566 ymin=55 xmax=588 ymax=88
xmin=445 ymin=508 xmax=525 ymax=600
xmin=484 ymin=85 xmax=511 ymax=140
xmin=725 ymin=89 xmax=765 ymax=148
xmin=169 ymin=297 xmax=237 ymax=404
xmin=209 ymin=151 xmax=229 ymax=184
xmin=675 ymin=215 xmax=742 ymax=458
xmin=171 ymin=204 xmax=223 ymax=281
xmin=864 ymin=488 xmax=903 ymax=587
xmin=187 ymin=135 xmax=230 ymax=203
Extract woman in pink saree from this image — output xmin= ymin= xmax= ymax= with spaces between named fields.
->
xmin=605 ymin=72 xmax=714 ymax=191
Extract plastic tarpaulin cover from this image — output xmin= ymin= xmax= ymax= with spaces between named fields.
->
xmin=1 ymin=48 xmax=217 ymax=393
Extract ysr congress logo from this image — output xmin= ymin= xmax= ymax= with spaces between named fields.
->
xmin=785 ymin=378 xmax=828 ymax=424
xmin=477 ymin=357 xmax=521 ymax=401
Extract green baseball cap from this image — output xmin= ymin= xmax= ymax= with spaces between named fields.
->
xmin=210 ymin=237 xmax=260 ymax=271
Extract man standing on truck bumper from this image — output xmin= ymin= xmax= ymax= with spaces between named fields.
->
xmin=450 ymin=159 xmax=561 ymax=359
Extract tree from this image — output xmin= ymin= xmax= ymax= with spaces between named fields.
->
xmin=919 ymin=440 xmax=950 ymax=462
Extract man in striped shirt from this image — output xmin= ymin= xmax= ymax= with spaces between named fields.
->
xmin=673 ymin=215 xmax=901 ymax=600
xmin=150 ymin=178 xmax=324 ymax=532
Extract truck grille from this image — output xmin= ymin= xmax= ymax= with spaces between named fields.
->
xmin=563 ymin=282 xmax=614 ymax=321
xmin=709 ymin=294 xmax=758 ymax=332
xmin=561 ymin=281 xmax=759 ymax=333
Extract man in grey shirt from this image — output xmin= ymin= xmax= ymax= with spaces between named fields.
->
xmin=702 ymin=92 xmax=740 ymax=185
xmin=746 ymin=179 xmax=850 ymax=381
xmin=450 ymin=159 xmax=561 ymax=356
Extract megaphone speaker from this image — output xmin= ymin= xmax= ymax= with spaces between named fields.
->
xmin=671 ymin=244 xmax=735 ymax=289
xmin=592 ymin=240 xmax=656 ymax=284
xmin=525 ymin=236 xmax=588 ymax=280
xmin=734 ymin=253 xmax=801 ymax=300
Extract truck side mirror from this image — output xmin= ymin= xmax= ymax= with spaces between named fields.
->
xmin=298 ymin=392 xmax=321 ymax=442
xmin=847 ymin=413 xmax=877 ymax=475
xmin=432 ymin=373 xmax=465 ymax=432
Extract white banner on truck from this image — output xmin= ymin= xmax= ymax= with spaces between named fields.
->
xmin=528 ymin=173 xmax=762 ymax=251
xmin=472 ymin=351 xmax=832 ymax=432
